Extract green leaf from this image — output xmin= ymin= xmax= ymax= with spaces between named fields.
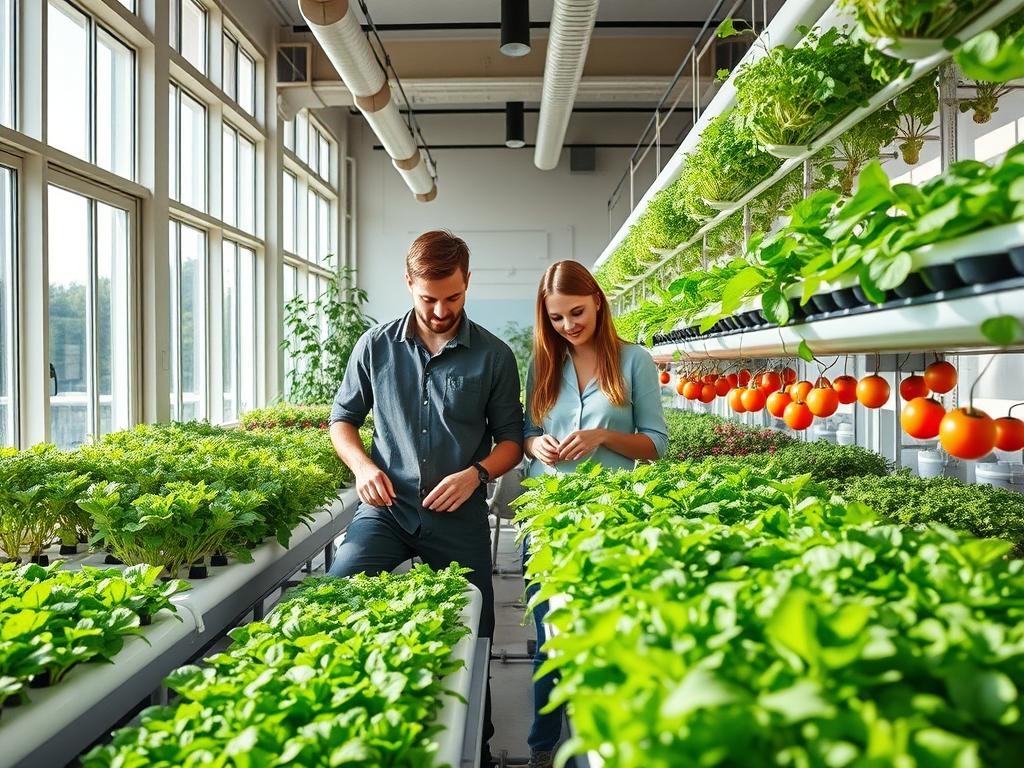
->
xmin=797 ymin=340 xmax=814 ymax=363
xmin=721 ymin=267 xmax=766 ymax=314
xmin=715 ymin=18 xmax=740 ymax=38
xmin=761 ymin=288 xmax=790 ymax=327
xmin=981 ymin=315 xmax=1023 ymax=347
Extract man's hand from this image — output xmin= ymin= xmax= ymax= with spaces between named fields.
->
xmin=557 ymin=429 xmax=606 ymax=462
xmin=528 ymin=434 xmax=561 ymax=466
xmin=354 ymin=462 xmax=396 ymax=507
xmin=422 ymin=468 xmax=480 ymax=513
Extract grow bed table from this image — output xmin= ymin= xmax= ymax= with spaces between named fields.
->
xmin=0 ymin=488 xmax=360 ymax=768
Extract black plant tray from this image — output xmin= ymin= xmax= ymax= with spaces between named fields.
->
xmin=954 ymin=252 xmax=1014 ymax=284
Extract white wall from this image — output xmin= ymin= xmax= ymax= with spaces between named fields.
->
xmin=351 ymin=111 xmax=646 ymax=340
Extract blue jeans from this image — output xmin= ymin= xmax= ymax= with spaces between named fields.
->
xmin=523 ymin=536 xmax=564 ymax=752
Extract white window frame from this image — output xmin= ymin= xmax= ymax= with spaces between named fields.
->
xmin=0 ymin=149 xmax=20 ymax=447
xmin=168 ymin=217 xmax=207 ymax=422
xmin=169 ymin=79 xmax=208 ymax=213
xmin=46 ymin=168 xmax=138 ymax=446
xmin=171 ymin=0 xmax=208 ymax=76
xmin=47 ymin=0 xmax=138 ymax=181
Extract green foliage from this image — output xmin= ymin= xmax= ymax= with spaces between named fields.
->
xmin=665 ymin=410 xmax=795 ymax=459
xmin=893 ymin=75 xmax=939 ymax=164
xmin=281 ymin=262 xmax=374 ymax=406
xmin=957 ymin=10 xmax=1024 ymax=82
xmin=828 ymin=104 xmax=900 ymax=194
xmin=501 ymin=321 xmax=534 ymax=396
xmin=840 ymin=470 xmax=1024 ymax=555
xmin=515 ymin=459 xmax=1024 ymax=767
xmin=84 ymin=565 xmax=472 ymax=768
xmin=842 ymin=0 xmax=999 ymax=40
xmin=0 ymin=561 xmax=188 ymax=703
xmin=677 ymin=111 xmax=781 ymax=216
xmin=734 ymin=28 xmax=884 ymax=148
xmin=241 ymin=403 xmax=333 ymax=430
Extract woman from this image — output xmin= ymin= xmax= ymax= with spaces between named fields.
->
xmin=521 ymin=260 xmax=668 ymax=768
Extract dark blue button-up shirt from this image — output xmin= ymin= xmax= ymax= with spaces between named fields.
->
xmin=329 ymin=310 xmax=524 ymax=533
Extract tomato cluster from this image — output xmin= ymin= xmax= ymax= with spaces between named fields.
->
xmin=661 ymin=358 xmax=1022 ymax=461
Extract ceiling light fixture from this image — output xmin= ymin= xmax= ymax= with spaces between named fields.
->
xmin=500 ymin=0 xmax=530 ymax=57
xmin=505 ymin=101 xmax=526 ymax=148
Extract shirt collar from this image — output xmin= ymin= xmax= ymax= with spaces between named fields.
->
xmin=393 ymin=309 xmax=473 ymax=349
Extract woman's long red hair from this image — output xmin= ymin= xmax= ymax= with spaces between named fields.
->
xmin=530 ymin=261 xmax=626 ymax=425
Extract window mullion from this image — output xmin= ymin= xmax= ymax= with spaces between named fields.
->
xmin=86 ymin=199 xmax=98 ymax=441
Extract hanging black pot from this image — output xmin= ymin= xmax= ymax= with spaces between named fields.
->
xmin=188 ymin=561 xmax=209 ymax=580
xmin=211 ymin=553 xmax=229 ymax=567
xmin=29 ymin=554 xmax=49 ymax=566
xmin=104 ymin=554 xmax=123 ymax=565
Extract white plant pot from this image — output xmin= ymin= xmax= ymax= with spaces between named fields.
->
xmin=975 ymin=462 xmax=1014 ymax=491
xmin=917 ymin=450 xmax=949 ymax=479
xmin=836 ymin=430 xmax=856 ymax=446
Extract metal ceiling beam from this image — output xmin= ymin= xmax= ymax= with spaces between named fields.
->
xmin=353 ymin=106 xmax=694 ymax=115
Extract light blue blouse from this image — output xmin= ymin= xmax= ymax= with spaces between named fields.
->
xmin=523 ymin=343 xmax=669 ymax=478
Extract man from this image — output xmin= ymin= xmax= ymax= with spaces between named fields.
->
xmin=327 ymin=230 xmax=524 ymax=765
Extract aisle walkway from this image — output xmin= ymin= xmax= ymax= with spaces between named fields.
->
xmin=488 ymin=521 xmax=538 ymax=766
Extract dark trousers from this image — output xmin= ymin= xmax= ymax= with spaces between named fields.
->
xmin=327 ymin=504 xmax=495 ymax=758
xmin=522 ymin=535 xmax=564 ymax=752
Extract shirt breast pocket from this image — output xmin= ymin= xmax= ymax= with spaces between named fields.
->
xmin=444 ymin=375 xmax=483 ymax=416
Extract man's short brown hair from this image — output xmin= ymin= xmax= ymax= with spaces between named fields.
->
xmin=406 ymin=230 xmax=470 ymax=281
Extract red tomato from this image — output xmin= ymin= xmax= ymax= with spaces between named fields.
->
xmin=659 ymin=371 xmax=671 ymax=385
xmin=814 ymin=376 xmax=831 ymax=388
xmin=899 ymin=374 xmax=929 ymax=401
xmin=900 ymin=397 xmax=945 ymax=439
xmin=699 ymin=384 xmax=717 ymax=404
xmin=806 ymin=387 xmax=839 ymax=418
xmin=738 ymin=369 xmax=752 ymax=387
xmin=832 ymin=375 xmax=858 ymax=404
xmin=761 ymin=371 xmax=782 ymax=394
xmin=728 ymin=388 xmax=747 ymax=413
xmin=994 ymin=416 xmax=1024 ymax=452
xmin=793 ymin=380 xmax=813 ymax=403
xmin=683 ymin=381 xmax=701 ymax=400
xmin=766 ymin=391 xmax=792 ymax=418
xmin=676 ymin=380 xmax=686 ymax=396
xmin=856 ymin=375 xmax=890 ymax=409
xmin=924 ymin=361 xmax=957 ymax=394
xmin=939 ymin=407 xmax=995 ymax=460
xmin=783 ymin=401 xmax=814 ymax=430
xmin=781 ymin=366 xmax=798 ymax=385
xmin=714 ymin=377 xmax=732 ymax=397
xmin=741 ymin=387 xmax=767 ymax=412
xmin=726 ymin=373 xmax=739 ymax=388
xmin=704 ymin=373 xmax=719 ymax=384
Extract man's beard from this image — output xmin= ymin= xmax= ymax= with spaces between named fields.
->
xmin=418 ymin=308 xmax=459 ymax=335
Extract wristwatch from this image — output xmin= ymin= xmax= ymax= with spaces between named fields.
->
xmin=472 ymin=461 xmax=490 ymax=484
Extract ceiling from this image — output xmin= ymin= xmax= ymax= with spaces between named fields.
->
xmin=274 ymin=1 xmax=728 ymax=32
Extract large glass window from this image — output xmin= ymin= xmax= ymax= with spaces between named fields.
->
xmin=48 ymin=1 xmax=136 ymax=179
xmin=47 ymin=1 xmax=89 ymax=160
xmin=170 ymin=82 xmax=207 ymax=211
xmin=169 ymin=220 xmax=206 ymax=421
xmin=222 ymin=241 xmax=256 ymax=422
xmin=283 ymin=171 xmax=297 ymax=253
xmin=0 ymin=165 xmax=14 ymax=446
xmin=222 ymin=123 xmax=255 ymax=233
xmin=96 ymin=28 xmax=135 ymax=180
xmin=172 ymin=0 xmax=207 ymax=75
xmin=222 ymin=32 xmax=256 ymax=116
xmin=48 ymin=184 xmax=131 ymax=450
xmin=0 ymin=0 xmax=15 ymax=129
xmin=307 ymin=188 xmax=332 ymax=265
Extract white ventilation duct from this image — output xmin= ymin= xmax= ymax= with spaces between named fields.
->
xmin=534 ymin=0 xmax=600 ymax=170
xmin=299 ymin=0 xmax=436 ymax=201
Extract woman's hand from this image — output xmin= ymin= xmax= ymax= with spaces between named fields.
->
xmin=557 ymin=429 xmax=606 ymax=462
xmin=527 ymin=434 xmax=561 ymax=466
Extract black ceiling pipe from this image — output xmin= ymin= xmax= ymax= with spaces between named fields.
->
xmin=500 ymin=0 xmax=530 ymax=57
